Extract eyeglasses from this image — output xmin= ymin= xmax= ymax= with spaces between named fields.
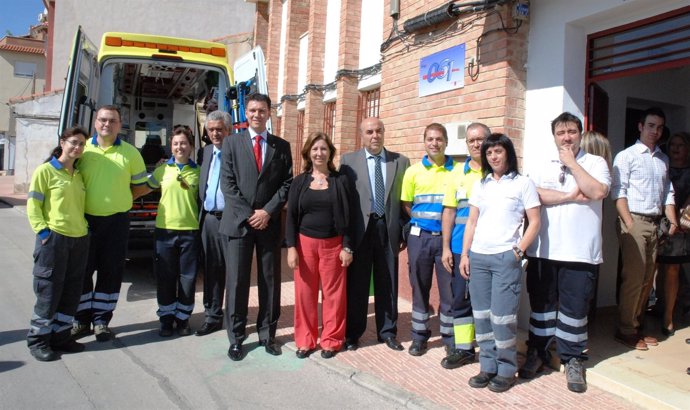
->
xmin=177 ymin=173 xmax=190 ymax=190
xmin=559 ymin=165 xmax=567 ymax=184
xmin=467 ymin=138 xmax=484 ymax=146
xmin=64 ymin=139 xmax=86 ymax=147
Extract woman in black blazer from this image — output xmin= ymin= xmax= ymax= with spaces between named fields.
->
xmin=286 ymin=132 xmax=353 ymax=359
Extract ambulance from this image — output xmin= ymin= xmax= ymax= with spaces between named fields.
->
xmin=59 ymin=28 xmax=268 ymax=248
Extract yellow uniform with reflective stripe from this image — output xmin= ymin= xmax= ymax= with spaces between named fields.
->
xmin=442 ymin=159 xmax=483 ymax=254
xmin=147 ymin=160 xmax=200 ymax=230
xmin=401 ymin=155 xmax=457 ymax=232
xmin=79 ymin=136 xmax=148 ymax=216
xmin=27 ymin=158 xmax=88 ymax=237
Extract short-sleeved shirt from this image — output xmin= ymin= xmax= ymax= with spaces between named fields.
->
xmin=147 ymin=158 xmax=200 ymax=230
xmin=27 ymin=157 xmax=88 ymax=238
xmin=527 ymin=150 xmax=611 ymax=264
xmin=611 ymin=140 xmax=674 ymax=215
xmin=79 ymin=136 xmax=148 ymax=216
xmin=468 ymin=172 xmax=540 ymax=254
xmin=442 ymin=159 xmax=482 ymax=254
xmin=401 ymin=155 xmax=456 ymax=233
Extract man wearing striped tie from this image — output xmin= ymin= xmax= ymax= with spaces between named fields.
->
xmin=340 ymin=117 xmax=410 ymax=352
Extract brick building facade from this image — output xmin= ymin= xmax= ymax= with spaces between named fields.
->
xmin=253 ymin=0 xmax=529 ymax=166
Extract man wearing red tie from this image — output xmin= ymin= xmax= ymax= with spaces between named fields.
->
xmin=219 ymin=93 xmax=293 ymax=361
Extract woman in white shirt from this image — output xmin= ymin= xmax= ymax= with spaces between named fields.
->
xmin=460 ymin=133 xmax=541 ymax=393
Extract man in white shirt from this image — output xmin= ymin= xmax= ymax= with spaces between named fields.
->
xmin=611 ymin=107 xmax=677 ymax=352
xmin=521 ymin=113 xmax=610 ymax=393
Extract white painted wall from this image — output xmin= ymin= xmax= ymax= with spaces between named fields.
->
xmin=357 ymin=0 xmax=383 ymax=90
xmin=12 ymin=93 xmax=62 ymax=193
xmin=298 ymin=33 xmax=309 ymax=95
xmin=50 ymin=0 xmax=256 ymax=89
xmin=525 ymin=0 xmax=690 ymax=307
xmin=0 ymin=51 xmax=46 ymax=132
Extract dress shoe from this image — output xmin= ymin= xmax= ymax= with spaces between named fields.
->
xmin=159 ymin=323 xmax=174 ymax=337
xmin=468 ymin=371 xmax=496 ymax=388
xmin=52 ymin=339 xmax=85 ymax=353
xmin=30 ymin=346 xmax=58 ymax=362
xmin=321 ymin=349 xmax=336 ymax=359
xmin=344 ymin=339 xmax=359 ymax=351
xmin=296 ymin=349 xmax=314 ymax=359
xmin=614 ymin=332 xmax=647 ymax=350
xmin=641 ymin=335 xmax=658 ymax=346
xmin=259 ymin=339 xmax=282 ymax=356
xmin=176 ymin=321 xmax=192 ymax=336
xmin=227 ymin=344 xmax=243 ymax=361
xmin=195 ymin=322 xmax=222 ymax=336
xmin=488 ymin=375 xmax=516 ymax=393
xmin=661 ymin=326 xmax=675 ymax=337
xmin=408 ymin=340 xmax=427 ymax=356
xmin=441 ymin=348 xmax=475 ymax=369
xmin=380 ymin=337 xmax=404 ymax=351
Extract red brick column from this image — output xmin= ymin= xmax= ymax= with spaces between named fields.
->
xmin=263 ymin=0 xmax=283 ymax=103
xmin=303 ymin=0 xmax=328 ymax=140
xmin=333 ymin=0 xmax=362 ymax=160
xmin=254 ymin=2 xmax=269 ymax=54
xmin=281 ymin=0 xmax=310 ymax=161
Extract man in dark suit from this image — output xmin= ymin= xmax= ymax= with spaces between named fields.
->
xmin=195 ymin=111 xmax=232 ymax=336
xmin=219 ymin=93 xmax=293 ymax=361
xmin=339 ymin=117 xmax=410 ymax=351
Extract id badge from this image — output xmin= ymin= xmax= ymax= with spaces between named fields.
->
xmin=410 ymin=226 xmax=421 ymax=237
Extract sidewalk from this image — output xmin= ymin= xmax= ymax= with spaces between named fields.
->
xmin=2 ymin=174 xmax=688 ymax=409
xmin=0 ymin=175 xmax=27 ymax=207
xmin=270 ymin=274 xmax=689 ymax=409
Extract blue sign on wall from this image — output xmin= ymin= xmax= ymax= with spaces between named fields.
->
xmin=418 ymin=43 xmax=465 ymax=97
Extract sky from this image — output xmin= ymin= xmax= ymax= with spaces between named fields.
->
xmin=0 ymin=0 xmax=46 ymax=37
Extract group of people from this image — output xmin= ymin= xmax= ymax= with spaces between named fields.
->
xmin=25 ymin=97 xmax=685 ymax=395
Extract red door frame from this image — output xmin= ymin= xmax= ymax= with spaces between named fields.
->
xmin=584 ymin=5 xmax=690 ymax=130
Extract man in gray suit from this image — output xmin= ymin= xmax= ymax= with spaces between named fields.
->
xmin=195 ymin=111 xmax=232 ymax=336
xmin=340 ymin=117 xmax=410 ymax=351
xmin=219 ymin=93 xmax=293 ymax=361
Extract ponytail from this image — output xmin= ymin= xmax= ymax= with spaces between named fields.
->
xmin=44 ymin=146 xmax=63 ymax=163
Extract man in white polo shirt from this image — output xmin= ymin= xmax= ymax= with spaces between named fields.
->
xmin=521 ymin=113 xmax=610 ymax=393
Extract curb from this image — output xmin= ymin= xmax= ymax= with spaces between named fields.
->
xmin=283 ymin=342 xmax=446 ymax=409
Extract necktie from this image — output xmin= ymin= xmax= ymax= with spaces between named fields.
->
xmin=374 ymin=155 xmax=385 ymax=217
xmin=254 ymin=135 xmax=263 ymax=173
xmin=204 ymin=150 xmax=222 ymax=211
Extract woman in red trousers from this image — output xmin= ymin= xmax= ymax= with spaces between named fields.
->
xmin=286 ymin=132 xmax=353 ymax=359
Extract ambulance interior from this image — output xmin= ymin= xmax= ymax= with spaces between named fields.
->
xmin=97 ymin=59 xmax=228 ymax=165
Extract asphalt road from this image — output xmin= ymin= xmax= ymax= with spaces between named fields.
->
xmin=0 ymin=204 xmax=402 ymax=409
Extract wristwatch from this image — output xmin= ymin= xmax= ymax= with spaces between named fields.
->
xmin=512 ymin=246 xmax=525 ymax=259
xmin=343 ymin=247 xmax=354 ymax=255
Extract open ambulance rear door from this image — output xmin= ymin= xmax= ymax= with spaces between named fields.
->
xmin=58 ymin=26 xmax=100 ymax=138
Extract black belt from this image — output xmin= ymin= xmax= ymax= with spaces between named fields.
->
xmin=630 ymin=212 xmax=661 ymax=223
xmin=421 ymin=228 xmax=441 ymax=236
xmin=369 ymin=213 xmax=385 ymax=221
xmin=206 ymin=210 xmax=223 ymax=218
